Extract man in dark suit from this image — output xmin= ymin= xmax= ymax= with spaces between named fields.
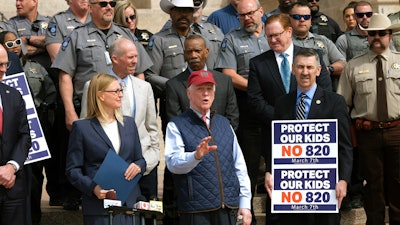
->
xmin=0 ymin=45 xmax=32 ymax=224
xmin=267 ymin=48 xmax=352 ymax=225
xmin=247 ymin=14 xmax=332 ymax=224
xmin=166 ymin=34 xmax=239 ymax=130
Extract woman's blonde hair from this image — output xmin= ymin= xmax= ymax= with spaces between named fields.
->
xmin=86 ymin=73 xmax=124 ymax=125
xmin=114 ymin=0 xmax=138 ymax=27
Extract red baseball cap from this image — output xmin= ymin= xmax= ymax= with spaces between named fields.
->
xmin=188 ymin=70 xmax=216 ymax=87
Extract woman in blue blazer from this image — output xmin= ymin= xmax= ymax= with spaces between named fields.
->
xmin=66 ymin=73 xmax=146 ymax=225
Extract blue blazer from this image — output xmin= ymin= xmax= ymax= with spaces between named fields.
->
xmin=0 ymin=83 xmax=31 ymax=199
xmin=66 ymin=116 xmax=146 ymax=216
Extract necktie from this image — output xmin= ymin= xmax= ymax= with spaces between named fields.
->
xmin=376 ymin=55 xmax=388 ymax=121
xmin=192 ymin=23 xmax=201 ymax=34
xmin=0 ymin=107 xmax=3 ymax=135
xmin=296 ymin=93 xmax=307 ymax=120
xmin=202 ymin=115 xmax=208 ymax=128
xmin=120 ymin=81 xmax=132 ymax=117
xmin=280 ymin=53 xmax=291 ymax=93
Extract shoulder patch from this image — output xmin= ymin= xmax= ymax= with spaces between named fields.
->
xmin=147 ymin=36 xmax=155 ymax=50
xmin=221 ymin=38 xmax=228 ymax=52
xmin=61 ymin=36 xmax=71 ymax=51
xmin=48 ymin=22 xmax=57 ymax=36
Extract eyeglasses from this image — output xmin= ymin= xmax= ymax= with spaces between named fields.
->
xmin=102 ymin=89 xmax=123 ymax=95
xmin=308 ymin=0 xmax=319 ymax=2
xmin=238 ymin=7 xmax=260 ymax=19
xmin=125 ymin=14 xmax=136 ymax=23
xmin=290 ymin=14 xmax=312 ymax=21
xmin=367 ymin=30 xmax=392 ymax=37
xmin=0 ymin=61 xmax=11 ymax=69
xmin=4 ymin=38 xmax=22 ymax=48
xmin=355 ymin=12 xmax=373 ymax=18
xmin=267 ymin=30 xmax=286 ymax=40
xmin=91 ymin=1 xmax=116 ymax=8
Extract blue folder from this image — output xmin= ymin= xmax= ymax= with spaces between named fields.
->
xmin=93 ymin=149 xmax=142 ymax=204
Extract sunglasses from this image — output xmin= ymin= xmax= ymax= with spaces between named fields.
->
xmin=193 ymin=0 xmax=203 ymax=7
xmin=308 ymin=0 xmax=319 ymax=2
xmin=290 ymin=14 xmax=311 ymax=20
xmin=368 ymin=30 xmax=392 ymax=37
xmin=355 ymin=12 xmax=373 ymax=18
xmin=91 ymin=1 xmax=116 ymax=8
xmin=5 ymin=38 xmax=22 ymax=48
xmin=125 ymin=14 xmax=136 ymax=23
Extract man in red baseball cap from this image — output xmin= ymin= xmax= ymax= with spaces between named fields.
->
xmin=164 ymin=69 xmax=253 ymax=225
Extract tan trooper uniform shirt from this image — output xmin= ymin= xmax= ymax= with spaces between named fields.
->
xmin=337 ymin=49 xmax=400 ymax=121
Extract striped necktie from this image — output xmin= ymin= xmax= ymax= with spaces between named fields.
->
xmin=296 ymin=93 xmax=307 ymax=120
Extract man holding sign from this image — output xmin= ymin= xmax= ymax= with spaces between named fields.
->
xmin=266 ymin=48 xmax=352 ymax=225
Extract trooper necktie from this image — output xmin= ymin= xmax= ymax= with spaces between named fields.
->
xmin=280 ymin=53 xmax=291 ymax=93
xmin=296 ymin=93 xmax=307 ymax=120
xmin=376 ymin=55 xmax=388 ymax=121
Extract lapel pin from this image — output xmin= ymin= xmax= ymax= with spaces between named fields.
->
xmin=316 ymin=100 xmax=321 ymax=105
xmin=6 ymin=90 xmax=10 ymax=94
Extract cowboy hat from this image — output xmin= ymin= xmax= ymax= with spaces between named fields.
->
xmin=160 ymin=0 xmax=194 ymax=14
xmin=360 ymin=13 xmax=400 ymax=33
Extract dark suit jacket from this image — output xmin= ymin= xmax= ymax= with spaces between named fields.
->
xmin=247 ymin=45 xmax=332 ymax=162
xmin=165 ymin=68 xmax=239 ymax=130
xmin=6 ymin=51 xmax=24 ymax=75
xmin=66 ymin=116 xmax=146 ymax=216
xmin=0 ymin=83 xmax=31 ymax=198
xmin=274 ymin=87 xmax=353 ymax=182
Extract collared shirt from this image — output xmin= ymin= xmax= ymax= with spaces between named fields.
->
xmin=296 ymin=84 xmax=317 ymax=119
xmin=335 ymin=27 xmax=369 ymax=61
xmin=337 ymin=49 xmax=400 ymax=121
xmin=292 ymin=32 xmax=345 ymax=66
xmin=274 ymin=43 xmax=294 ymax=75
xmin=165 ymin=107 xmax=252 ymax=209
xmin=51 ymin=21 xmax=152 ymax=98
xmin=45 ymin=8 xmax=91 ymax=45
xmin=109 ymin=70 xmax=136 ymax=117
xmin=215 ymin=26 xmax=270 ymax=78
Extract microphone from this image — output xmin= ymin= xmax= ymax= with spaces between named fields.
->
xmin=135 ymin=195 xmax=147 ymax=225
xmin=149 ymin=195 xmax=163 ymax=213
xmin=149 ymin=195 xmax=158 ymax=225
xmin=134 ymin=195 xmax=150 ymax=210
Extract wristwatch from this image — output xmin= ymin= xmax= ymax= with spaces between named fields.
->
xmin=328 ymin=65 xmax=334 ymax=74
xmin=25 ymin=35 xmax=31 ymax=45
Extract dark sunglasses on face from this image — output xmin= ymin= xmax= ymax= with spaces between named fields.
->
xmin=355 ymin=12 xmax=373 ymax=18
xmin=290 ymin=14 xmax=312 ymax=20
xmin=368 ymin=30 xmax=392 ymax=37
xmin=92 ymin=1 xmax=116 ymax=8
xmin=5 ymin=38 xmax=22 ymax=48
xmin=125 ymin=14 xmax=136 ymax=23
xmin=308 ymin=0 xmax=319 ymax=2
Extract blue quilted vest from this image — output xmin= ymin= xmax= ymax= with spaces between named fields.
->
xmin=171 ymin=109 xmax=240 ymax=213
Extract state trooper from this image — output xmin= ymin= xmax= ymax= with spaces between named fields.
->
xmin=289 ymin=2 xmax=345 ymax=92
xmin=307 ymin=0 xmax=343 ymax=43
xmin=46 ymin=0 xmax=91 ymax=61
xmin=51 ymin=0 xmax=152 ymax=131
xmin=335 ymin=1 xmax=372 ymax=61
xmin=160 ymin=0 xmax=224 ymax=70
xmin=7 ymin=0 xmax=51 ymax=70
xmin=44 ymin=0 xmax=91 ymax=211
